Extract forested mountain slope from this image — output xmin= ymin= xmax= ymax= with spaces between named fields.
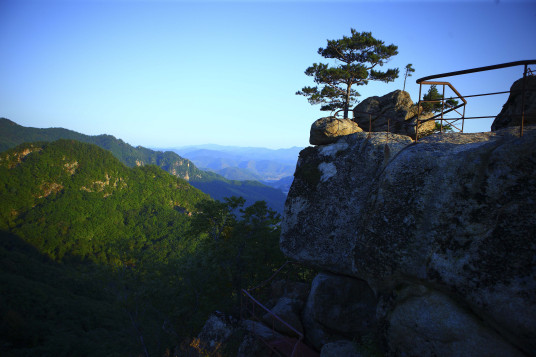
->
xmin=0 ymin=118 xmax=286 ymax=212
xmin=0 ymin=231 xmax=139 ymax=356
xmin=0 ymin=139 xmax=289 ymax=355
xmin=0 ymin=139 xmax=208 ymax=263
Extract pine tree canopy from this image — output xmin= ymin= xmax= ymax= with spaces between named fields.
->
xmin=297 ymin=29 xmax=399 ymax=118
xmin=422 ymin=84 xmax=460 ymax=114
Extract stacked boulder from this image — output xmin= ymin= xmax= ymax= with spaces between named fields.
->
xmin=309 ymin=90 xmax=435 ymax=146
xmin=353 ymin=90 xmax=435 ymax=139
xmin=309 ymin=117 xmax=363 ymax=145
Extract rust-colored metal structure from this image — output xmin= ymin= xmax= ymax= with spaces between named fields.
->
xmin=415 ymin=59 xmax=536 ymax=141
xmin=329 ymin=60 xmax=535 ymax=141
xmin=241 ymin=289 xmax=318 ymax=357
xmin=240 ymin=261 xmax=319 ymax=357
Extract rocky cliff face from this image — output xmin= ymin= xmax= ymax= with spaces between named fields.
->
xmin=280 ymin=127 xmax=536 ymax=356
xmin=492 ymin=76 xmax=536 ymax=131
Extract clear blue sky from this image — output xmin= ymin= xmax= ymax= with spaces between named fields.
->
xmin=1 ymin=0 xmax=535 ymax=149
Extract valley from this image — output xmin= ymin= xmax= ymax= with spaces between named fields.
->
xmin=0 ymin=137 xmax=291 ymax=356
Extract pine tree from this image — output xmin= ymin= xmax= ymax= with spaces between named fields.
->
xmin=422 ymin=85 xmax=459 ymax=114
xmin=296 ymin=29 xmax=399 ymax=119
xmin=403 ymin=63 xmax=415 ymax=92
xmin=422 ymin=85 xmax=459 ymax=133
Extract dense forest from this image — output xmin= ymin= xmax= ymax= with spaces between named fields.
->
xmin=0 ymin=118 xmax=286 ymax=213
xmin=0 ymin=139 xmax=299 ymax=356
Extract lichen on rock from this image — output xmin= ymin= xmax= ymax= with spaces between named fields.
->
xmin=281 ymin=126 xmax=536 ymax=356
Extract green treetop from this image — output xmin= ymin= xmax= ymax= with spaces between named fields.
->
xmin=422 ymin=84 xmax=460 ymax=133
xmin=422 ymin=84 xmax=460 ymax=114
xmin=297 ymin=29 xmax=399 ymax=119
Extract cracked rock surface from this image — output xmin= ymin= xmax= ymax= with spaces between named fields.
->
xmin=281 ymin=127 xmax=536 ymax=356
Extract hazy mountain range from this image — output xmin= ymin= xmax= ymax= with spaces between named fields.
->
xmin=0 ymin=118 xmax=287 ymax=212
xmin=165 ymin=144 xmax=303 ymax=194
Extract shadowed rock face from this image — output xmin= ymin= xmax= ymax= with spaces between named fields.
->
xmin=281 ymin=127 xmax=536 ymax=355
xmin=492 ymin=76 xmax=536 ymax=131
xmin=302 ymin=272 xmax=377 ymax=350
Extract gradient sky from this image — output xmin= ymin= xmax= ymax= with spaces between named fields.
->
xmin=1 ymin=0 xmax=535 ymax=149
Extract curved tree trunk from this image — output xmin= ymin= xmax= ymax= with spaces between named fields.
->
xmin=344 ymin=82 xmax=352 ymax=119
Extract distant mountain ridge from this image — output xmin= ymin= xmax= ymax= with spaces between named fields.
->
xmin=0 ymin=118 xmax=286 ymax=212
xmin=167 ymin=144 xmax=302 ymax=193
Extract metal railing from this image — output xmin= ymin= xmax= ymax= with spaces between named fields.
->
xmin=416 ymin=81 xmax=467 ymax=134
xmin=240 ymin=261 xmax=318 ymax=357
xmin=416 ymin=60 xmax=536 ymax=141
xmin=328 ymin=60 xmax=535 ymax=142
xmin=332 ymin=109 xmax=393 ymax=146
xmin=241 ymin=289 xmax=305 ymax=357
xmin=332 ymin=108 xmax=417 ymax=142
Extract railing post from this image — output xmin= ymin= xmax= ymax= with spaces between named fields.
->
xmin=416 ymin=60 xmax=535 ymax=137
xmin=441 ymin=84 xmax=446 ymax=133
xmin=462 ymin=103 xmax=466 ymax=133
xmin=521 ymin=64 xmax=527 ymax=137
xmin=417 ymin=82 xmax=422 ymax=142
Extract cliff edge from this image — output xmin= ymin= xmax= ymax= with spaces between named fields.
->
xmin=281 ymin=127 xmax=536 ymax=356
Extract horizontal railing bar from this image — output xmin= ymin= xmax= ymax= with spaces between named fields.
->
xmin=416 ymin=60 xmax=536 ymax=83
xmin=425 ymin=89 xmax=536 ymax=102
xmin=424 ymin=103 xmax=466 ymax=121
xmin=419 ymin=116 xmax=497 ymax=123
xmin=444 ymin=90 xmax=509 ymax=100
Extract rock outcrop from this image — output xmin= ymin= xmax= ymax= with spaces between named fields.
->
xmin=386 ymin=286 xmax=524 ymax=357
xmin=189 ymin=313 xmax=236 ymax=355
xmin=263 ymin=297 xmax=304 ymax=335
xmin=492 ymin=76 xmax=536 ymax=131
xmin=281 ymin=126 xmax=536 ymax=356
xmin=302 ymin=272 xmax=376 ymax=350
xmin=310 ymin=117 xmax=363 ymax=145
xmin=353 ymin=90 xmax=435 ymax=139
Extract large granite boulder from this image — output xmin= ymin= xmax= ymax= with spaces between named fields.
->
xmin=387 ymin=285 xmax=524 ymax=357
xmin=242 ymin=320 xmax=283 ymax=341
xmin=353 ymin=90 xmax=435 ymax=139
xmin=281 ymin=127 xmax=536 ymax=355
xmin=492 ymin=76 xmax=536 ymax=131
xmin=270 ymin=279 xmax=310 ymax=302
xmin=310 ymin=117 xmax=363 ymax=145
xmin=302 ymin=272 xmax=377 ymax=350
xmin=262 ymin=297 xmax=304 ymax=336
